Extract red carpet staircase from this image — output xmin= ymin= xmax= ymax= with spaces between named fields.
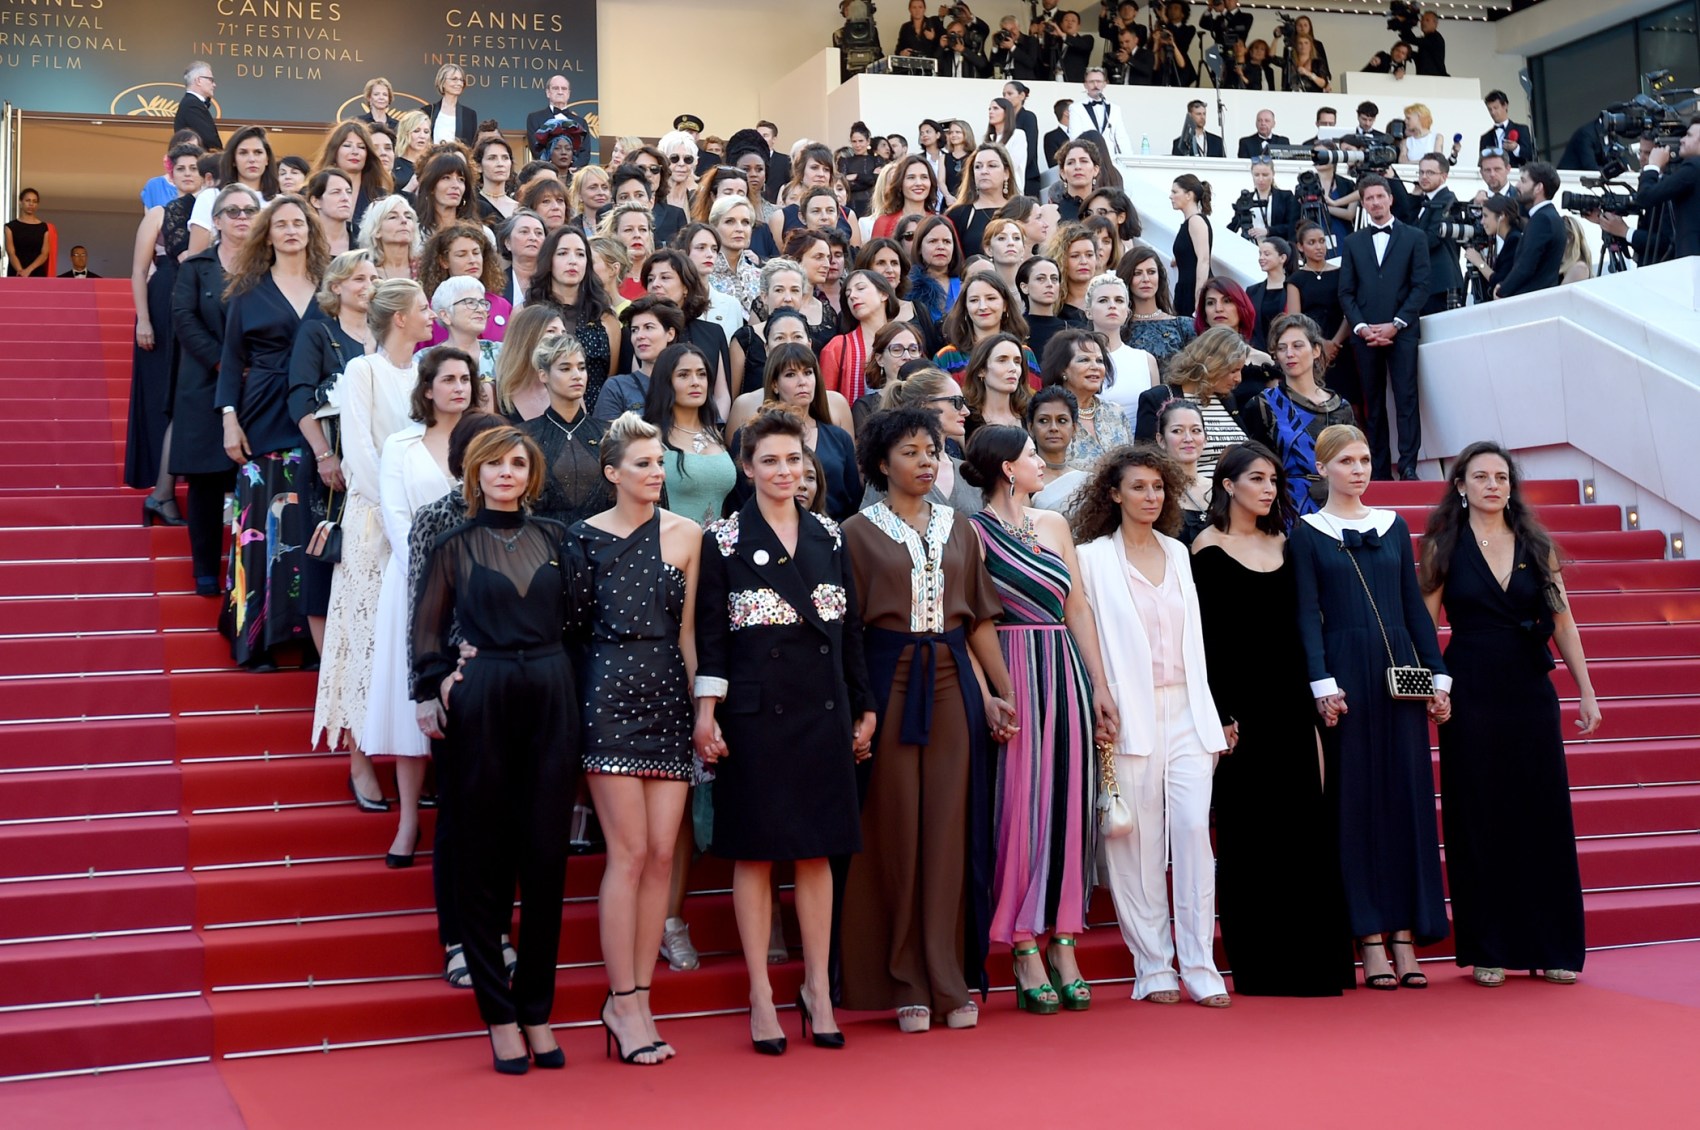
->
xmin=2 ymin=276 xmax=1698 ymax=1080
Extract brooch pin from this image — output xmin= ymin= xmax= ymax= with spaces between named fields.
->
xmin=752 ymin=549 xmax=770 ymax=566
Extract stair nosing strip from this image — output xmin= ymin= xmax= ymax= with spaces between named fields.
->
xmin=0 ymin=760 xmax=176 ymax=775
xmin=0 ymin=712 xmax=171 ymax=727
xmin=0 ymin=925 xmax=194 ymax=948
xmin=0 ymin=866 xmax=186 ymax=885
xmin=0 ymin=810 xmax=180 ymax=828
xmin=0 ymin=990 xmax=203 ymax=1016
xmin=0 ymin=1056 xmax=213 ymax=1086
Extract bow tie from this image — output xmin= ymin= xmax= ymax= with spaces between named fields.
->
xmin=1340 ymin=528 xmax=1382 ymax=549
xmin=1092 ymin=99 xmax=1106 ymax=106
xmin=1369 ymin=225 xmax=1393 ymax=236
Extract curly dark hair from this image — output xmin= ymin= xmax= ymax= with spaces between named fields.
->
xmin=641 ymin=248 xmax=710 ymax=321
xmin=419 ymin=221 xmax=505 ymax=296
xmin=1420 ymin=440 xmax=1562 ymax=598
xmin=1070 ymin=443 xmax=1186 ymax=543
xmin=411 ymin=346 xmax=476 ymax=426
xmin=857 ymin=407 xmax=943 ymax=493
xmin=1205 ymin=441 xmax=1295 ymax=535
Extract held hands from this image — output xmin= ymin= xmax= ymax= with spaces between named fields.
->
xmin=1574 ymin=693 xmax=1603 ymax=736
xmin=1092 ymin=693 xmax=1121 ymax=746
xmin=222 ymin=415 xmax=252 ymax=464
xmin=853 ymin=711 xmax=877 ymax=762
xmin=985 ymin=695 xmax=1019 ymax=743
xmin=1315 ymin=691 xmax=1348 ymax=728
xmin=692 ymin=701 xmax=727 ymax=764
xmin=1426 ymin=688 xmax=1452 ymax=725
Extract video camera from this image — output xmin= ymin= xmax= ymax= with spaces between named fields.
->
xmin=1386 ymin=0 xmax=1419 ymax=32
xmin=1599 ymin=93 xmax=1688 ymax=150
xmin=1271 ymin=12 xmax=1297 ymax=39
xmin=1231 ymin=189 xmax=1260 ymax=237
xmin=1436 ymin=200 xmax=1483 ymax=245
xmin=1313 ymin=145 xmax=1400 ymax=171
xmin=1293 ymin=170 xmax=1325 ymax=205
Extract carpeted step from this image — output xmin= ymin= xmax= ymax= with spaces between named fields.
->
xmin=0 ymin=673 xmax=174 ymax=723
xmin=0 ymin=634 xmax=169 ymax=679
xmin=0 ymin=464 xmax=126 ymax=490
xmin=176 ymin=710 xmax=320 ymax=760
xmin=182 ymin=755 xmax=372 ymax=811
xmin=0 ymin=595 xmax=163 ymax=637
xmin=165 ymin=670 xmax=319 ymax=716
xmin=0 ymin=523 xmax=185 ymax=559
xmin=1388 ymin=503 xmax=1621 ymax=533
xmin=165 ymin=631 xmax=246 ymax=672
xmin=1575 ymin=886 xmax=1700 ymax=948
xmin=1430 ymin=738 xmax=1700 ymax=791
xmin=1574 ymin=832 xmax=1700 ymax=890
xmin=187 ymin=807 xmax=440 ymax=869
xmin=0 ymin=764 xmax=182 ymax=821
xmin=1559 ymin=697 xmax=1699 ymax=739
xmin=1576 ymin=623 xmax=1700 ymax=660
xmin=0 ymin=933 xmax=204 ymax=1010
xmin=1546 ymin=657 xmax=1700 ymax=700
xmin=1364 ymin=480 xmax=1579 ymax=507
xmin=1562 ymin=591 xmax=1700 ymax=625
xmin=0 ymin=997 xmax=212 ymax=1082
xmin=0 ymin=717 xmax=178 ymax=772
xmin=1557 ymin=560 xmax=1700 ymax=592
xmin=1568 ymin=784 xmax=1700 ymax=837
xmin=0 ymin=492 xmax=149 ymax=527
xmin=0 ymin=440 xmax=126 ymax=467
xmin=0 ymin=557 xmax=194 ymax=598
xmin=1407 ymin=531 xmax=1669 ymax=562
xmin=0 ymin=816 xmax=188 ymax=881
xmin=0 ymin=872 xmax=197 ymax=943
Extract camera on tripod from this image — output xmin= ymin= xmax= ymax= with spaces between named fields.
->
xmin=1314 ymin=145 xmax=1400 ymax=172
xmin=1293 ymin=170 xmax=1324 ymax=205
xmin=1435 ymin=200 xmax=1483 ymax=245
xmin=1231 ymin=189 xmax=1259 ymax=237
xmin=1560 ymin=183 xmax=1639 ymax=218
xmin=1271 ymin=12 xmax=1297 ymax=39
xmin=1386 ymin=0 xmax=1420 ymax=32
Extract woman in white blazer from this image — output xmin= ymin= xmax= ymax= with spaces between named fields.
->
xmin=1071 ymin=444 xmax=1235 ymax=1007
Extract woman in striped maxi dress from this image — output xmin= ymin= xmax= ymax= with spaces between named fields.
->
xmin=962 ymin=425 xmax=1117 ymax=1014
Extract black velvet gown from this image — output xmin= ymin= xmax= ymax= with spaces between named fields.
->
xmin=1438 ymin=539 xmax=1585 ymax=971
xmin=411 ymin=508 xmax=586 ymax=1027
xmin=1192 ymin=546 xmax=1353 ymax=995
xmin=1291 ymin=515 xmax=1450 ymax=946
xmin=1171 ymin=215 xmax=1212 ymax=318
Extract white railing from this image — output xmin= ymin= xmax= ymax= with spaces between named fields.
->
xmin=0 ymin=102 xmax=17 ymax=275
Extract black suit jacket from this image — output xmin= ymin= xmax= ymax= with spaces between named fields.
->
xmin=935 ymin=45 xmax=991 ymax=78
xmin=1013 ymin=108 xmax=1042 ymax=195
xmin=1052 ymin=33 xmax=1097 ymax=83
xmin=1236 ymin=133 xmax=1289 ymax=159
xmin=1399 ymin=28 xmax=1447 ymax=76
xmin=1496 ymin=204 xmax=1563 ymax=297
xmin=1043 ymin=127 xmax=1070 ymax=167
xmin=525 ymin=106 xmax=589 ymax=161
xmin=1410 ymin=187 xmax=1464 ymax=296
xmin=764 ymin=151 xmax=791 ymax=204
xmin=895 ymin=18 xmax=943 ymax=57
xmin=1337 ymin=221 xmax=1430 ymax=331
xmin=1637 ymin=160 xmax=1700 ymax=260
xmin=58 ymin=269 xmax=102 ymax=278
xmin=1480 ymin=121 xmax=1534 ymax=167
xmin=1171 ymin=131 xmax=1225 ymax=159
xmin=424 ymin=101 xmax=479 ymax=147
xmin=172 ymin=92 xmax=221 ymax=151
xmin=1228 ymin=188 xmax=1298 ymax=242
xmin=990 ymin=34 xmax=1045 ymax=80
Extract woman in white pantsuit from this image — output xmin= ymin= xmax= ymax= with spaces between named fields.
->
xmin=1072 ymin=444 xmax=1235 ymax=1007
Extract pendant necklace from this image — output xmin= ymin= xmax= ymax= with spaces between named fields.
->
xmin=548 ymin=410 xmax=589 ymax=442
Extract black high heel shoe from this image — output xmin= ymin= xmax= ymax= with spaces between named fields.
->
xmin=385 ymin=829 xmax=421 ymax=869
xmin=601 ymin=989 xmax=661 ymax=1065
xmin=1389 ymin=938 xmax=1429 ymax=989
xmin=524 ymin=1024 xmax=565 ymax=1069
xmin=795 ymin=988 xmax=845 ymax=1049
xmin=750 ymin=1008 xmax=788 ymax=1057
xmin=489 ymin=1027 xmax=529 ymax=1075
xmin=348 ymin=776 xmax=390 ymax=814
xmin=141 ymin=495 xmax=187 ymax=527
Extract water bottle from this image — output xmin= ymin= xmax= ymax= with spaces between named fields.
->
xmin=1140 ymin=134 xmax=1150 ymax=156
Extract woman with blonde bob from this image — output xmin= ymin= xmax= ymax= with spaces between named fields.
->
xmin=1072 ymin=444 xmax=1233 ymax=1009
xmin=411 ymin=424 xmax=586 ymax=1073
xmin=358 ymin=193 xmax=421 ymax=279
xmin=1134 ymin=325 xmax=1248 ymax=482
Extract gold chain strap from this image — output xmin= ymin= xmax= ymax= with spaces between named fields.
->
xmin=1337 ymin=540 xmax=1406 ymax=670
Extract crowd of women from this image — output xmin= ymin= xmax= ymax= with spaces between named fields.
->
xmin=122 ymin=95 xmax=1602 ymax=1073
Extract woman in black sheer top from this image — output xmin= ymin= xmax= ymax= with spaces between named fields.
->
xmin=411 ymin=425 xmax=587 ymax=1074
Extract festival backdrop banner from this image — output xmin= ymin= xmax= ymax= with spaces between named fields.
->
xmin=0 ymin=0 xmax=598 ymax=135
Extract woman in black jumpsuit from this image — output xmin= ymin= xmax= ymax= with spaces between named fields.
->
xmin=411 ymin=425 xmax=588 ymax=1073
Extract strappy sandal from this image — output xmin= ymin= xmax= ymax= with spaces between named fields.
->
xmin=1196 ymin=993 xmax=1233 ymax=1008
xmin=444 ymin=944 xmax=473 ymax=989
xmin=1011 ymin=943 xmax=1059 ymax=1014
xmin=1389 ymin=939 xmax=1428 ymax=989
xmin=1473 ymin=966 xmax=1507 ymax=987
xmin=1145 ymin=989 xmax=1183 ymax=1004
xmin=1358 ymin=938 xmax=1397 ymax=991
xmin=1045 ymin=937 xmax=1091 ymax=1011
xmin=601 ymin=989 xmax=663 ymax=1065
xmin=896 ymin=1006 xmax=931 ymax=1033
xmin=1538 ymin=969 xmax=1579 ymax=984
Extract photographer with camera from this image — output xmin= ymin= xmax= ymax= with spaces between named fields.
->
xmin=1098 ymin=0 xmax=1144 ymax=44
xmin=988 ymin=15 xmax=1045 ymax=80
xmin=1104 ymin=24 xmax=1155 ymax=86
xmin=1409 ymin=153 xmax=1466 ymax=314
xmin=1396 ymin=9 xmax=1447 ymax=78
xmin=1229 ymin=156 xmax=1298 ymax=242
xmin=1200 ymin=0 xmax=1253 ymax=51
xmin=936 ymin=14 xmax=991 ymax=78
xmin=1581 ymin=137 xmax=1674 ymax=267
xmin=1633 ymin=117 xmax=1700 ymax=260
xmin=896 ymin=0 xmax=941 ymax=56
xmin=1494 ymin=162 xmax=1563 ymax=298
xmin=1364 ymin=42 xmax=1412 ymax=81
xmin=1151 ymin=20 xmax=1199 ymax=88
xmin=1044 ymin=10 xmax=1099 ymax=84
xmin=1462 ymin=195 xmax=1523 ymax=300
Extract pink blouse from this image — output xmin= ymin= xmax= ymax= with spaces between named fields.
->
xmin=1123 ymin=556 xmax=1187 ymax=688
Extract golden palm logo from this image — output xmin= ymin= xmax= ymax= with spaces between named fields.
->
xmin=110 ymin=84 xmax=222 ymax=119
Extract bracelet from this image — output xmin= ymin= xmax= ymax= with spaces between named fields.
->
xmin=315 ymin=451 xmax=333 ymax=462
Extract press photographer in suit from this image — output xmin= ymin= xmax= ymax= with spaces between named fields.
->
xmin=1338 ymin=174 xmax=1430 ymax=480
xmin=1409 ymin=154 xmax=1465 ymax=314
xmin=1633 ymin=117 xmax=1700 ymax=260
xmin=1045 ymin=10 xmax=1099 ymax=84
xmin=988 ymin=15 xmax=1045 ymax=79
xmin=1200 ymin=0 xmax=1253 ymax=49
xmin=1496 ymin=162 xmax=1563 ymax=298
xmin=1398 ymin=10 xmax=1447 ymax=77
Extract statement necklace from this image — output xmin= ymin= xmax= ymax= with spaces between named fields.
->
xmin=672 ymin=424 xmax=715 ymax=455
xmin=989 ymin=508 xmax=1041 ymax=553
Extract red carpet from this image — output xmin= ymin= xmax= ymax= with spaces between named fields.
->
xmin=6 ymin=944 xmax=1697 ymax=1129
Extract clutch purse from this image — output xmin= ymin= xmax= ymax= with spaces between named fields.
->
xmin=1096 ymin=738 xmax=1135 ymax=839
xmin=305 ymin=517 xmax=342 ymax=564
xmin=1338 ymin=537 xmax=1435 ymax=702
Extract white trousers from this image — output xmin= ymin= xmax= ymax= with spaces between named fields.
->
xmin=1101 ymin=684 xmax=1226 ymax=1001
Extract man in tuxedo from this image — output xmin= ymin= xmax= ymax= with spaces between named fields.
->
xmin=58 ymin=246 xmax=100 ymax=278
xmin=1070 ymin=69 xmax=1134 ymax=160
xmin=1398 ymin=11 xmax=1448 ymax=77
xmin=757 ymin=121 xmax=790 ymax=204
xmin=936 ymin=17 xmax=991 ymax=77
xmin=1102 ymin=24 xmax=1154 ymax=86
xmin=988 ymin=15 xmax=1044 ymax=79
xmin=172 ymin=62 xmax=221 ymax=151
xmin=1300 ymin=106 xmax=1338 ymax=148
xmin=1045 ymin=10 xmax=1098 ymax=83
xmin=1633 ymin=118 xmax=1700 ymax=260
xmin=1338 ymin=174 xmax=1430 ymax=480
xmin=1171 ymin=100 xmax=1225 ymax=158
xmin=1409 ymin=155 xmax=1464 ymax=314
xmin=1236 ymin=109 xmax=1287 ymax=158
xmin=1480 ymin=91 xmax=1533 ymax=168
xmin=525 ymin=75 xmax=590 ymax=164
xmin=1046 ymin=101 xmax=1072 ymax=169
xmin=1496 ymin=161 xmax=1563 ymax=298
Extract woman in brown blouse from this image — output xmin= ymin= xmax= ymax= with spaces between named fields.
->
xmin=839 ymin=407 xmax=1019 ymax=1034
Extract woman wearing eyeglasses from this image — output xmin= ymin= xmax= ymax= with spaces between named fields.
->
xmin=658 ymin=130 xmax=701 ymax=214
xmin=423 ymin=277 xmax=500 ymax=409
xmin=852 ymin=321 xmax=925 ymax=433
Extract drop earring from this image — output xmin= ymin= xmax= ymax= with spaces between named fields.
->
xmin=1008 ymin=474 xmax=1017 ymax=500
xmin=1459 ymin=492 xmax=1468 ymax=509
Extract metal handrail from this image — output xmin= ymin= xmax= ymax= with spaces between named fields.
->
xmin=0 ymin=102 xmax=15 ymax=274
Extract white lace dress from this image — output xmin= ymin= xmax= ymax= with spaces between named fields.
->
xmin=360 ymin=424 xmax=452 ymax=757
xmin=312 ymin=351 xmax=417 ymax=749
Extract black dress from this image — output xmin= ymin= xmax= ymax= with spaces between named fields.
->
xmin=696 ymin=502 xmax=872 ymax=860
xmin=944 ymin=203 xmax=995 ymax=259
xmin=1439 ymin=539 xmax=1585 ymax=972
xmin=1291 ymin=514 xmax=1450 ymax=945
xmin=1171 ymin=214 xmax=1212 ymax=318
xmin=574 ymin=513 xmax=694 ymax=779
xmin=1287 ymin=266 xmax=1359 ymax=407
xmin=286 ymin=318 xmax=369 ymax=618
xmin=1192 ymin=546 xmax=1353 ymax=995
xmin=5 ymin=219 xmax=48 ymax=275
xmin=170 ymin=248 xmax=237 ymax=590
xmin=1246 ymin=279 xmax=1286 ymax=350
xmin=125 ymin=194 xmax=193 ymax=488
xmin=411 ymin=508 xmax=586 ymax=1027
xmin=521 ymin=406 xmax=613 ymax=527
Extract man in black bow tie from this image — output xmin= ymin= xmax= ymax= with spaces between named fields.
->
xmin=526 ymin=74 xmax=590 ymax=164
xmin=1068 ymin=67 xmax=1131 ymax=159
xmin=1338 ymin=174 xmax=1430 ymax=480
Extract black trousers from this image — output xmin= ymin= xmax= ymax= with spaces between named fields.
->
xmin=430 ymin=733 xmax=460 ymax=949
xmin=443 ymin=648 xmax=578 ymax=1026
xmin=184 ymin=470 xmax=233 ymax=588
xmin=1351 ymin=329 xmax=1421 ymax=480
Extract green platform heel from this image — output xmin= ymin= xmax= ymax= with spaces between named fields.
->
xmin=1011 ymin=943 xmax=1060 ymax=1014
xmin=1047 ymin=937 xmax=1092 ymax=1011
